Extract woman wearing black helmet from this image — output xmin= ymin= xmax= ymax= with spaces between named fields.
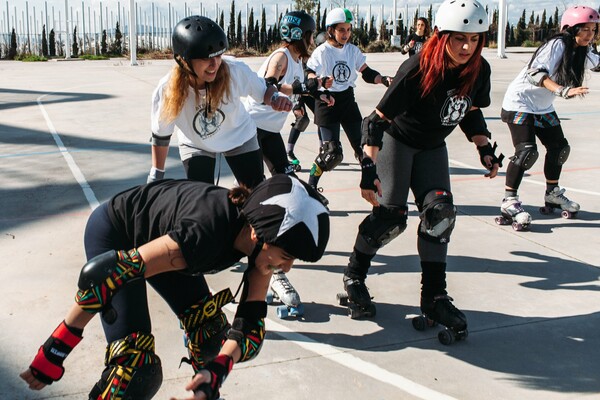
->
xmin=20 ymin=175 xmax=329 ymax=399
xmin=147 ymin=16 xmax=292 ymax=188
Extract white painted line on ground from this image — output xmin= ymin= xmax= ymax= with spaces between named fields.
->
xmin=449 ymin=159 xmax=600 ymax=196
xmin=223 ymin=303 xmax=456 ymax=400
xmin=37 ymin=94 xmax=100 ymax=210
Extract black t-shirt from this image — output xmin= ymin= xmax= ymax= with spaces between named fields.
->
xmin=377 ymin=54 xmax=491 ymax=149
xmin=107 ymin=180 xmax=245 ymax=274
xmin=403 ymin=33 xmax=427 ymax=57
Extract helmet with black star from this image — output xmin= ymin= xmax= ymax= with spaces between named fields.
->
xmin=241 ymin=175 xmax=330 ymax=262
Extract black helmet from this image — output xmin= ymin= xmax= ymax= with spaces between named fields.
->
xmin=242 ymin=175 xmax=330 ymax=262
xmin=280 ymin=11 xmax=316 ymax=43
xmin=172 ymin=16 xmax=228 ymax=62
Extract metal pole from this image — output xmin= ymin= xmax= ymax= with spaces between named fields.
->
xmin=81 ymin=1 xmax=85 ymax=53
xmin=25 ymin=1 xmax=31 ymax=53
xmin=129 ymin=0 xmax=137 ymax=65
xmin=64 ymin=0 xmax=71 ymax=58
xmin=497 ymin=0 xmax=507 ymax=58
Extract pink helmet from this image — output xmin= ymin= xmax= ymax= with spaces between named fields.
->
xmin=560 ymin=6 xmax=600 ymax=30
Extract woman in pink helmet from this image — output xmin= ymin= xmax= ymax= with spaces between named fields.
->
xmin=498 ymin=6 xmax=600 ymax=228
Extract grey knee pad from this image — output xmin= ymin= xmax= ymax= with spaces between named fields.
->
xmin=315 ymin=141 xmax=343 ymax=171
xmin=547 ymin=139 xmax=570 ymax=166
xmin=510 ymin=142 xmax=539 ymax=170
xmin=358 ymin=205 xmax=408 ymax=249
xmin=292 ymin=113 xmax=310 ymax=132
xmin=417 ymin=189 xmax=456 ymax=244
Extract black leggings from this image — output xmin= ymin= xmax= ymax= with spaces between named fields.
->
xmin=505 ymin=122 xmax=566 ymax=190
xmin=183 ymin=150 xmax=264 ymax=189
xmin=84 ymin=203 xmax=209 ymax=342
xmin=257 ymin=128 xmax=293 ymax=175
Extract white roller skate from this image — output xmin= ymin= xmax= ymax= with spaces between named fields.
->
xmin=266 ymin=270 xmax=304 ymax=319
xmin=540 ymin=187 xmax=580 ymax=219
xmin=496 ymin=196 xmax=532 ymax=231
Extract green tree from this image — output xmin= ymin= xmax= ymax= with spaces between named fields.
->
xmin=72 ymin=26 xmax=79 ymax=56
xmin=8 ymin=28 xmax=17 ymax=59
xmin=101 ymin=29 xmax=108 ymax=55
xmin=248 ymin=8 xmax=255 ymax=48
xmin=229 ymin=1 xmax=237 ymax=47
xmin=260 ymin=7 xmax=267 ymax=52
xmin=516 ymin=10 xmax=527 ymax=45
xmin=294 ymin=0 xmax=317 ymax=15
xmin=236 ymin=11 xmax=243 ymax=47
xmin=321 ymin=9 xmax=327 ymax=32
xmin=554 ymin=7 xmax=559 ymax=31
xmin=49 ymin=28 xmax=56 ymax=56
xmin=316 ymin=1 xmax=321 ymax=32
xmin=42 ymin=25 xmax=48 ymax=57
xmin=111 ymin=21 xmax=123 ymax=55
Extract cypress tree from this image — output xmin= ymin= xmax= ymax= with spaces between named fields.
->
xmin=8 ymin=28 xmax=17 ymax=59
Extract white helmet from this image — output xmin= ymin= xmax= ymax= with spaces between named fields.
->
xmin=434 ymin=0 xmax=489 ymax=33
xmin=326 ymin=8 xmax=353 ymax=27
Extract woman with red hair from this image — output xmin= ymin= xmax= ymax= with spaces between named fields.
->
xmin=339 ymin=0 xmax=503 ymax=344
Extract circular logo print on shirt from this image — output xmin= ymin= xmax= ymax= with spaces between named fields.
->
xmin=440 ymin=94 xmax=471 ymax=126
xmin=333 ymin=62 xmax=352 ymax=84
xmin=193 ymin=107 xmax=225 ymax=139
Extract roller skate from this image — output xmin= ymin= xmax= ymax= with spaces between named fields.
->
xmin=266 ymin=270 xmax=304 ymax=319
xmin=287 ymin=150 xmax=302 ymax=172
xmin=495 ymin=196 xmax=532 ymax=231
xmin=412 ymin=295 xmax=468 ymax=345
xmin=310 ymin=184 xmax=329 ymax=207
xmin=540 ymin=187 xmax=579 ymax=219
xmin=336 ymin=274 xmax=376 ymax=319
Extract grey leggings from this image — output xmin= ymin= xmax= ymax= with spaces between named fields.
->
xmin=376 ymin=134 xmax=451 ymax=263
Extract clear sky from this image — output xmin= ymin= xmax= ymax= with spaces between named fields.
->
xmin=2 ymin=0 xmax=586 ymax=32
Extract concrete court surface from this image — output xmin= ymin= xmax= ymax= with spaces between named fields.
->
xmin=1 ymin=49 xmax=600 ymax=400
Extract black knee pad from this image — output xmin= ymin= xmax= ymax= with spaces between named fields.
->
xmin=89 ymin=332 xmax=163 ymax=400
xmin=417 ymin=189 xmax=456 ymax=244
xmin=510 ymin=142 xmax=539 ymax=170
xmin=315 ymin=141 xmax=343 ymax=172
xmin=179 ymin=289 xmax=233 ymax=373
xmin=546 ymin=139 xmax=570 ymax=166
xmin=292 ymin=113 xmax=310 ymax=132
xmin=358 ymin=205 xmax=408 ymax=248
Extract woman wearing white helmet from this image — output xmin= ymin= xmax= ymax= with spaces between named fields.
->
xmin=20 ymin=175 xmax=329 ymax=399
xmin=498 ymin=5 xmax=600 ymax=227
xmin=147 ymin=16 xmax=292 ymax=189
xmin=341 ymin=0 xmax=503 ymax=344
xmin=304 ymin=7 xmax=392 ymax=204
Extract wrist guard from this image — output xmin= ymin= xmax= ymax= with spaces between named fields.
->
xmin=554 ymin=86 xmax=572 ymax=99
xmin=227 ymin=301 xmax=267 ymax=362
xmin=361 ymin=66 xmax=381 ymax=84
xmin=381 ymin=76 xmax=391 ymax=87
xmin=193 ymin=354 xmax=234 ymax=400
xmin=29 ymin=321 xmax=83 ymax=384
xmin=360 ymin=157 xmax=379 ymax=192
xmin=477 ymin=141 xmax=505 ymax=169
xmin=361 ymin=111 xmax=390 ymax=149
xmin=75 ymin=249 xmax=145 ymax=316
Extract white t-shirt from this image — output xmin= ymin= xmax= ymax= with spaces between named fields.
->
xmin=245 ymin=48 xmax=304 ymax=132
xmin=306 ymin=42 xmax=366 ymax=93
xmin=502 ymin=39 xmax=600 ymax=114
xmin=151 ymin=56 xmax=266 ymax=159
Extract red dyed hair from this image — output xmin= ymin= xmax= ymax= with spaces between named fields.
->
xmin=417 ymin=29 xmax=485 ymax=99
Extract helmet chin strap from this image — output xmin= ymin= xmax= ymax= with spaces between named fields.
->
xmin=233 ymin=240 xmax=264 ymax=303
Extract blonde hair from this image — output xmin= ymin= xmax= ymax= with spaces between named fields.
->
xmin=160 ymin=58 xmax=232 ymax=123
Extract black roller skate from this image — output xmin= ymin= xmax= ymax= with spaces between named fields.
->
xmin=540 ymin=187 xmax=580 ymax=219
xmin=310 ymin=184 xmax=329 ymax=207
xmin=287 ymin=150 xmax=302 ymax=172
xmin=336 ymin=275 xmax=376 ymax=319
xmin=412 ymin=295 xmax=468 ymax=345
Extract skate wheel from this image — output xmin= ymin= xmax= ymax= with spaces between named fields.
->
xmin=336 ymin=292 xmax=349 ymax=306
xmin=457 ymin=329 xmax=469 ymax=341
xmin=539 ymin=206 xmax=553 ymax=215
xmin=412 ymin=315 xmax=427 ymax=331
xmin=512 ymin=222 xmax=524 ymax=231
xmin=289 ymin=303 xmax=305 ymax=317
xmin=495 ymin=216 xmax=509 ymax=226
xmin=561 ymin=210 xmax=576 ymax=219
xmin=266 ymin=291 xmax=274 ymax=304
xmin=276 ymin=305 xmax=289 ymax=319
xmin=438 ymin=329 xmax=455 ymax=345
xmin=293 ymin=164 xmax=301 ymax=172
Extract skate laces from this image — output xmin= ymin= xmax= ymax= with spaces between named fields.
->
xmin=548 ymin=187 xmax=567 ymax=201
xmin=503 ymin=197 xmax=524 ymax=214
xmin=433 ymin=295 xmax=461 ymax=315
xmin=273 ymin=273 xmax=295 ymax=294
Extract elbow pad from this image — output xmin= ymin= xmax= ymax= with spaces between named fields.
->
xmin=227 ymin=301 xmax=267 ymax=362
xmin=361 ymin=66 xmax=381 ymax=84
xmin=459 ymin=109 xmax=491 ymax=142
xmin=525 ymin=67 xmax=549 ymax=87
xmin=361 ymin=111 xmax=390 ymax=149
xmin=151 ymin=133 xmax=171 ymax=147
